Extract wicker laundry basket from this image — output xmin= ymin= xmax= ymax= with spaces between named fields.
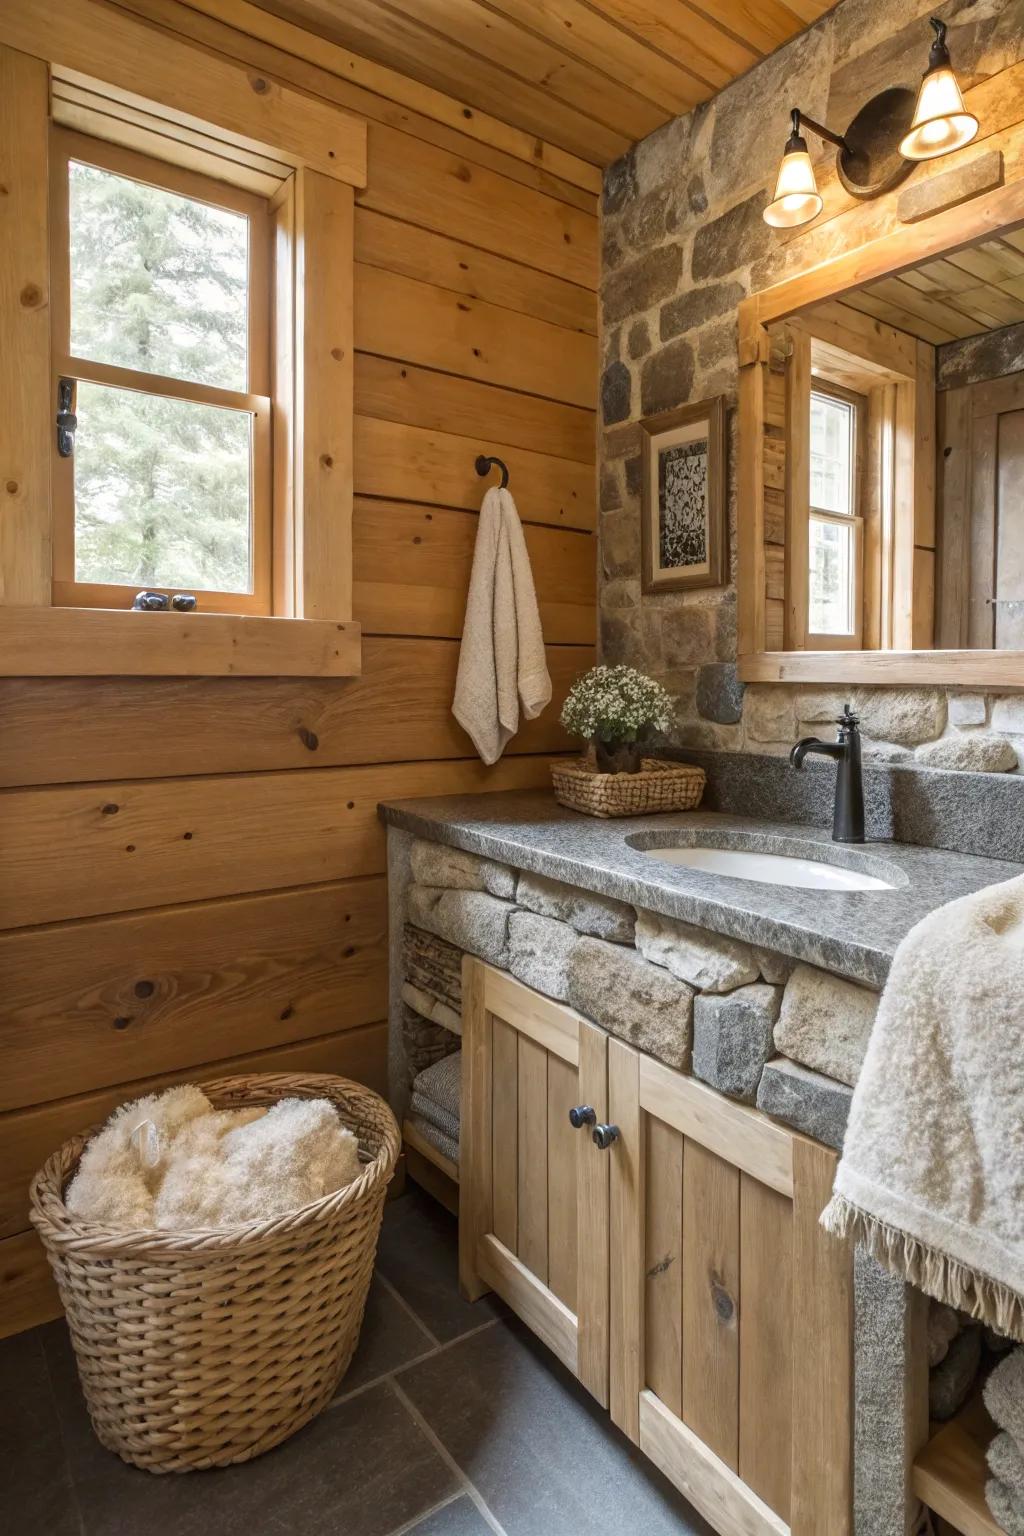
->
xmin=30 ymin=1072 xmax=400 ymax=1474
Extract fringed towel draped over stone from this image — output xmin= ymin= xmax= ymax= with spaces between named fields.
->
xmin=822 ymin=874 xmax=1024 ymax=1340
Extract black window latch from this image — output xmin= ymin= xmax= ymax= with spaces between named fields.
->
xmin=56 ymin=378 xmax=77 ymax=457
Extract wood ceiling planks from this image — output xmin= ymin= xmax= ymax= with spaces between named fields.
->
xmin=261 ymin=0 xmax=837 ymax=163
xmin=841 ymin=236 xmax=1024 ymax=345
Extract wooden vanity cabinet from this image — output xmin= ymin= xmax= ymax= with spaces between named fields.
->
xmin=459 ymin=960 xmax=854 ymax=1536
xmin=459 ymin=956 xmax=611 ymax=1406
xmin=607 ymin=1039 xmax=853 ymax=1536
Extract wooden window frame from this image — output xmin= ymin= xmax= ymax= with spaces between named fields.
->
xmin=0 ymin=6 xmax=367 ymax=677
xmin=49 ymin=129 xmax=274 ymax=617
xmin=804 ymin=379 xmax=866 ymax=652
xmin=737 ymin=176 xmax=1024 ymax=687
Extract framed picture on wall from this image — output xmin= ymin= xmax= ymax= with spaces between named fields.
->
xmin=640 ymin=396 xmax=727 ymax=593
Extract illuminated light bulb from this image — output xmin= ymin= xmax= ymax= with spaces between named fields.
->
xmin=900 ymin=18 xmax=978 ymax=161
xmin=764 ymin=134 xmax=822 ymax=229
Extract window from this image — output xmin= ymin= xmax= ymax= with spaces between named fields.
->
xmin=807 ymin=382 xmax=864 ymax=647
xmin=50 ymin=131 xmax=272 ymax=614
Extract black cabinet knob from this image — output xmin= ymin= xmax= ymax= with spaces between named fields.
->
xmin=568 ymin=1105 xmax=596 ymax=1129
xmin=592 ymin=1124 xmax=620 ymax=1150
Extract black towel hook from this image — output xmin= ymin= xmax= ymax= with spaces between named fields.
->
xmin=475 ymin=453 xmax=510 ymax=489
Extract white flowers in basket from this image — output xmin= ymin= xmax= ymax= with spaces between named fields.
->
xmin=560 ymin=665 xmax=673 ymax=773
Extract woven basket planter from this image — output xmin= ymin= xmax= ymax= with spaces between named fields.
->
xmin=550 ymin=756 xmax=706 ymax=818
xmin=30 ymin=1072 xmax=400 ymax=1474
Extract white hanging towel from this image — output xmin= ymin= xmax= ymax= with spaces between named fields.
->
xmin=453 ymin=485 xmax=552 ymax=765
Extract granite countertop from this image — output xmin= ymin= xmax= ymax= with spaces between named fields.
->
xmin=379 ymin=790 xmax=1024 ymax=987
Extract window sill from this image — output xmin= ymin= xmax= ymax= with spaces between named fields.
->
xmin=0 ymin=605 xmax=361 ymax=677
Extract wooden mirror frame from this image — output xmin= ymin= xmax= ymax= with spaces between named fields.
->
xmin=736 ymin=177 xmax=1024 ymax=687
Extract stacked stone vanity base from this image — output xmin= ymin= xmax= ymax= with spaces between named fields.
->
xmin=392 ymin=829 xmax=874 ymax=1143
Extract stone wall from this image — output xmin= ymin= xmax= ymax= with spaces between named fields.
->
xmin=599 ymin=0 xmax=1024 ymax=772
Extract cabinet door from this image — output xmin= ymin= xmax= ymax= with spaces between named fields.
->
xmin=460 ymin=957 xmax=610 ymax=1406
xmin=608 ymin=1039 xmax=852 ymax=1536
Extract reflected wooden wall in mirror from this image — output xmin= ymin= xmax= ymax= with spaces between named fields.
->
xmin=737 ymin=180 xmax=1024 ymax=686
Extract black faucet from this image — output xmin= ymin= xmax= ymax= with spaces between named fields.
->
xmin=790 ymin=704 xmax=865 ymax=844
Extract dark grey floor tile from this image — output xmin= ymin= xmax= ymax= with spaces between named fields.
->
xmin=398 ymin=1317 xmax=716 ymax=1536
xmin=377 ymin=1190 xmax=504 ymax=1344
xmin=0 ymin=1323 xmax=81 ymax=1536
xmin=43 ymin=1324 xmax=457 ymax=1536
xmin=401 ymin=1495 xmax=492 ymax=1535
xmin=335 ymin=1276 xmax=434 ymax=1397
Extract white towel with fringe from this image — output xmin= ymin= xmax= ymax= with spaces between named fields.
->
xmin=453 ymin=485 xmax=551 ymax=765
xmin=822 ymin=874 xmax=1024 ymax=1340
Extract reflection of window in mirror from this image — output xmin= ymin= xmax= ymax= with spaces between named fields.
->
xmin=808 ymin=383 xmax=864 ymax=646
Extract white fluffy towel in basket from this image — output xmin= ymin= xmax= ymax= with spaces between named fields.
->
xmin=66 ymin=1084 xmax=362 ymax=1229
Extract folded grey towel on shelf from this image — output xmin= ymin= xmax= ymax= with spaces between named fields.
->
xmin=986 ymin=1347 xmax=1024 ymax=1445
xmin=987 ymin=1474 xmax=1024 ymax=1536
xmin=410 ymin=1091 xmax=459 ymax=1144
xmin=413 ymin=1051 xmax=461 ymax=1120
xmin=407 ymin=1113 xmax=459 ymax=1168
xmin=990 ymin=1431 xmax=1024 ymax=1496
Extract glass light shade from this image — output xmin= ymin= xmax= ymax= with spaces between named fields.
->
xmin=899 ymin=66 xmax=978 ymax=160
xmin=764 ymin=147 xmax=822 ymax=228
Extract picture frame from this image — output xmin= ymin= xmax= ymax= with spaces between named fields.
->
xmin=640 ymin=396 xmax=727 ymax=594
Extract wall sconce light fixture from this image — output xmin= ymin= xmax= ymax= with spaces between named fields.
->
xmin=900 ymin=17 xmax=979 ymax=161
xmin=764 ymin=16 xmax=978 ymax=231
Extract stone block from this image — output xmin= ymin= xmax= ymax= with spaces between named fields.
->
xmin=400 ymin=1003 xmax=459 ymax=1081
xmin=853 ymin=687 xmax=946 ymax=747
xmin=507 ymin=911 xmax=581 ymax=1003
xmin=401 ymin=982 xmax=461 ymax=1037
xmin=898 ymin=149 xmax=1003 ymax=223
xmin=627 ymin=318 xmax=651 ymax=359
xmin=409 ymin=839 xmax=516 ymax=899
xmin=948 ymin=693 xmax=987 ymax=728
xmin=660 ymin=280 xmax=745 ymax=342
xmin=622 ymin=185 xmax=678 ymax=248
xmin=915 ymin=733 xmax=1017 ymax=773
xmin=692 ymin=190 xmax=771 ymax=281
xmin=602 ymin=150 xmax=637 ymax=216
xmin=744 ymin=686 xmax=796 ymax=743
xmin=692 ymin=983 xmax=781 ymax=1102
xmin=636 ymin=909 xmax=759 ymax=993
xmin=756 ymin=1056 xmax=852 ymax=1151
xmin=601 ymin=507 xmax=640 ymax=579
xmin=403 ymin=923 xmax=462 ymax=1008
xmin=567 ymin=937 xmax=693 ymax=1071
xmin=603 ymin=245 xmax=682 ymax=327
xmin=752 ymin=946 xmax=795 ymax=985
xmin=993 ymin=696 xmax=1024 ymax=735
xmin=640 ymin=338 xmax=695 ymax=417
xmin=516 ymin=871 xmax=635 ymax=943
xmin=601 ymin=360 xmax=631 ymax=426
xmin=660 ymin=603 xmax=713 ymax=667
xmin=600 ymin=576 xmax=639 ymax=612
xmin=599 ymin=464 xmax=622 ymax=512
xmin=406 ymin=885 xmax=515 ymax=970
xmin=775 ymin=963 xmax=879 ymax=1088
xmin=698 ymin=317 xmax=735 ymax=370
xmin=696 ymin=662 xmax=745 ymax=724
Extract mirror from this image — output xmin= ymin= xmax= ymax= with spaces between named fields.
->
xmin=737 ymin=193 xmax=1024 ymax=683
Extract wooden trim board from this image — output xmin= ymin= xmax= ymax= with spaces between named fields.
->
xmin=0 ymin=605 xmax=361 ymax=676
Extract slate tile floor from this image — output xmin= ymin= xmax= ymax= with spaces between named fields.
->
xmin=1 ymin=1187 xmax=715 ymax=1536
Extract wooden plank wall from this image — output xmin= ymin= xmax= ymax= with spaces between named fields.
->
xmin=0 ymin=0 xmax=597 ymax=1335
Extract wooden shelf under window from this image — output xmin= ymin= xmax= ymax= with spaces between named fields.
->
xmin=0 ymin=605 xmax=361 ymax=677
xmin=912 ymin=1399 xmax=1001 ymax=1536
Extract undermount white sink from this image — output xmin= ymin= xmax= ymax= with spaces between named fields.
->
xmin=643 ymin=845 xmax=896 ymax=891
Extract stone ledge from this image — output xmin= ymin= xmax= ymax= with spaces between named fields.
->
xmin=756 ymin=1056 xmax=853 ymax=1151
xmin=516 ymin=870 xmax=635 ymax=943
